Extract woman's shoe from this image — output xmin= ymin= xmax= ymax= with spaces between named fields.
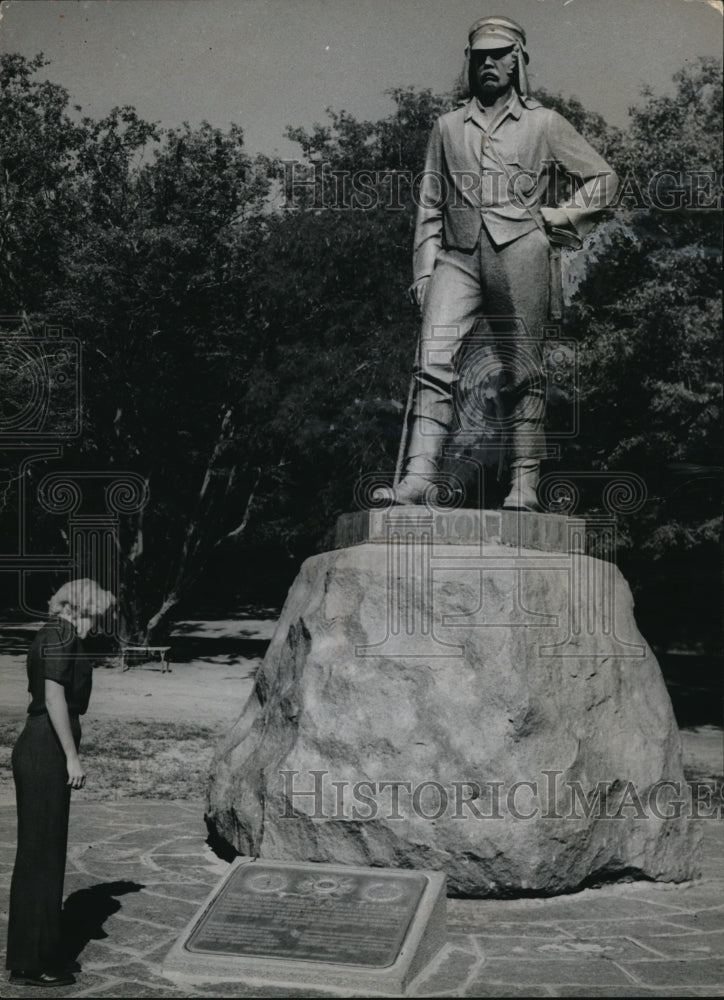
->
xmin=8 ymin=970 xmax=76 ymax=987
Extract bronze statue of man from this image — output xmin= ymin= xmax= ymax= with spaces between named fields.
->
xmin=377 ymin=15 xmax=618 ymax=509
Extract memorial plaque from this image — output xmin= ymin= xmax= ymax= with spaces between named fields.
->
xmin=164 ymin=858 xmax=447 ymax=994
xmin=187 ymin=863 xmax=426 ymax=966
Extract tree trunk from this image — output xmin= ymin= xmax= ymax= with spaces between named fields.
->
xmin=139 ymin=410 xmax=264 ymax=644
xmin=144 ymin=594 xmax=181 ymax=644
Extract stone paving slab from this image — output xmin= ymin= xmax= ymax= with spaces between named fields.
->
xmin=0 ymin=800 xmax=722 ymax=998
xmin=552 ymin=990 xmax=705 ymax=998
xmin=632 ymin=929 xmax=723 ymax=958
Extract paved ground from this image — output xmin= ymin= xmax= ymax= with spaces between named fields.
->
xmin=0 ymin=799 xmax=722 ymax=998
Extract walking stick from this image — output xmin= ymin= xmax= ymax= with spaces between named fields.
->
xmin=394 ymin=373 xmax=416 ymax=487
xmin=393 ymin=283 xmax=429 ymax=488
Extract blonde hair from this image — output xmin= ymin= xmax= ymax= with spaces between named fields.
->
xmin=48 ymin=578 xmax=116 ymax=620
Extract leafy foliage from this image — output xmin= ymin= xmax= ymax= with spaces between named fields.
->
xmin=557 ymin=59 xmax=722 ymax=648
xmin=0 ymin=54 xmax=86 ymax=308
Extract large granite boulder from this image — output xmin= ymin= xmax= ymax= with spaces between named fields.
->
xmin=207 ymin=530 xmax=700 ymax=896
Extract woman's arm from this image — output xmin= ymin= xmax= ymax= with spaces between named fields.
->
xmin=45 ymin=678 xmax=86 ymax=789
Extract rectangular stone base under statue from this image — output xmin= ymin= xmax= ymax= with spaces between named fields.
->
xmin=335 ymin=506 xmax=588 ymax=554
xmin=162 ymin=858 xmax=447 ymax=995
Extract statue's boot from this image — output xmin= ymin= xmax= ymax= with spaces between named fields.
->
xmin=503 ymin=459 xmax=541 ymax=511
xmin=373 ymin=473 xmax=434 ymax=506
xmin=374 ymin=397 xmax=452 ymax=505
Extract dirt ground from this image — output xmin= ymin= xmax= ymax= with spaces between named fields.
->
xmin=0 ymin=618 xmax=274 ymax=724
xmin=0 ymin=618 xmax=274 ymax=804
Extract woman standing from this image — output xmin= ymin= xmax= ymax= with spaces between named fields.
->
xmin=6 ymin=579 xmax=116 ymax=988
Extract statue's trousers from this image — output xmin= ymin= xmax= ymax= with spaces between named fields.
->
xmin=407 ymin=226 xmax=549 ymax=474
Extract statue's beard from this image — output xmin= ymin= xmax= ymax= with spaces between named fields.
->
xmin=476 ymin=74 xmax=514 ymax=101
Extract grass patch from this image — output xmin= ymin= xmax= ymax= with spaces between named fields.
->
xmin=0 ymin=718 xmax=221 ymax=801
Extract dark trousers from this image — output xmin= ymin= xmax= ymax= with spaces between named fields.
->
xmin=6 ymin=713 xmax=81 ymax=972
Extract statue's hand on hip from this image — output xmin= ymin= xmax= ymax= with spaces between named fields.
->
xmin=408 ymin=276 xmax=431 ymax=313
xmin=540 ymin=206 xmax=571 ymax=232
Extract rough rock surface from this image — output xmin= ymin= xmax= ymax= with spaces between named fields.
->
xmin=207 ymin=541 xmax=700 ymax=896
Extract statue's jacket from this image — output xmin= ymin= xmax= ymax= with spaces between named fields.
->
xmin=413 ymin=92 xmax=619 ymax=283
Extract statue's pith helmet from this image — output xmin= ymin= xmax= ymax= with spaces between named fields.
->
xmin=467 ymin=15 xmax=530 ymax=63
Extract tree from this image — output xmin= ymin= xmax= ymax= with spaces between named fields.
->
xmin=0 ymin=54 xmax=87 ymax=310
xmin=57 ymin=119 xmax=274 ymax=640
xmin=557 ymin=57 xmax=722 ymax=650
xmin=1 ymin=54 xmax=275 ymax=639
xmin=228 ymin=87 xmax=458 ymax=558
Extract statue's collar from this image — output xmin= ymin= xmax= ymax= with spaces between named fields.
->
xmin=461 ymin=90 xmax=544 ymax=124
xmin=465 ymin=91 xmax=523 ymax=125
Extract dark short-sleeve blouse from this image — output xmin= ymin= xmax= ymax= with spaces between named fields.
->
xmin=26 ymin=618 xmax=92 ymax=717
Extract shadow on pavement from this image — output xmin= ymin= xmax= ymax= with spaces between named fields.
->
xmin=0 ymin=625 xmax=272 ymax=663
xmin=0 ymin=630 xmax=33 ymax=656
xmin=61 ymin=880 xmax=144 ymax=965
xmin=164 ymin=634 xmax=271 ymax=664
xmin=660 ymin=653 xmax=722 ymax=728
